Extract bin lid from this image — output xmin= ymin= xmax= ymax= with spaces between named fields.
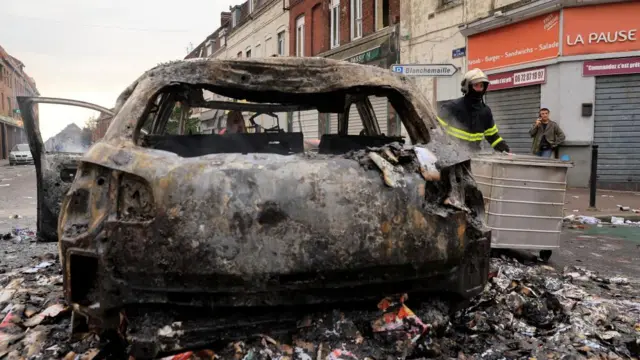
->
xmin=471 ymin=152 xmax=574 ymax=168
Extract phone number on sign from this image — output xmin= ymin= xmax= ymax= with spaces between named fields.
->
xmin=513 ymin=69 xmax=545 ymax=85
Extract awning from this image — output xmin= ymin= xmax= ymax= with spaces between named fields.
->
xmin=0 ymin=115 xmax=23 ymax=128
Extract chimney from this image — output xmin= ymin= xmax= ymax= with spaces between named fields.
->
xmin=221 ymin=12 xmax=231 ymax=25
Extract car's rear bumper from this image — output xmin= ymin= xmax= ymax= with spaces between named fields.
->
xmin=63 ymin=224 xmax=490 ymax=357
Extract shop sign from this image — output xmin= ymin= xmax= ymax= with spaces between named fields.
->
xmin=347 ymin=46 xmax=382 ymax=64
xmin=563 ymin=2 xmax=640 ymax=56
xmin=452 ymin=47 xmax=466 ymax=59
xmin=582 ymin=57 xmax=640 ymax=77
xmin=487 ymin=67 xmax=546 ymax=91
xmin=467 ymin=12 xmax=560 ymax=71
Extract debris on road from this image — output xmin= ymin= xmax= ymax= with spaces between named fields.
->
xmin=2 ymin=256 xmax=638 ymax=359
xmin=564 ymin=214 xmax=600 ymax=225
xmin=1 ymin=227 xmax=36 ymax=243
xmin=612 ymin=216 xmax=626 ymax=225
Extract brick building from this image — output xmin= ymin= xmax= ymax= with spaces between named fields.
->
xmin=289 ymin=0 xmax=402 ymax=140
xmin=0 ymin=45 xmax=39 ymax=159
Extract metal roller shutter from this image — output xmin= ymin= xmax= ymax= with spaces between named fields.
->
xmin=484 ymin=85 xmax=541 ymax=155
xmin=328 ymin=96 xmax=388 ymax=135
xmin=294 ymin=110 xmax=319 ymax=140
xmin=594 ymin=74 xmax=640 ymax=189
xmin=371 ymin=97 xmax=388 ymax=135
xmin=348 ymin=103 xmax=364 ymax=135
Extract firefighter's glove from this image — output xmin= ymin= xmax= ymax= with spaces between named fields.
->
xmin=494 ymin=141 xmax=510 ymax=153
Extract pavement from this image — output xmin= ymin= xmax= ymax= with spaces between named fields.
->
xmin=565 ymin=187 xmax=640 ymax=218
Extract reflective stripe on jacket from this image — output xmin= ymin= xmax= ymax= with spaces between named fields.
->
xmin=437 ymin=97 xmax=508 ymax=151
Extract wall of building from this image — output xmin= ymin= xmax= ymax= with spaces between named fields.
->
xmin=290 ymin=0 xmax=401 ymax=58
xmin=289 ymin=0 xmax=326 ymax=56
xmin=226 ymin=0 xmax=290 ymax=59
xmin=399 ymin=0 xmax=522 ymax=104
xmin=540 ymin=62 xmax=595 ymax=187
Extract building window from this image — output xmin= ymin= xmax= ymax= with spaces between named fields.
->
xmin=232 ymin=8 xmax=240 ymax=27
xmin=277 ymin=31 xmax=286 ymax=55
xmin=265 ymin=36 xmax=272 ymax=56
xmin=246 ymin=49 xmax=252 ymax=58
xmin=375 ymin=0 xmax=390 ymax=31
xmin=237 ymin=51 xmax=243 ymax=58
xmin=296 ymin=16 xmax=305 ymax=57
xmin=255 ymin=43 xmax=261 ymax=58
xmin=330 ymin=0 xmax=340 ymax=48
xmin=350 ymin=0 xmax=363 ymax=40
xmin=219 ymin=32 xmax=226 ymax=47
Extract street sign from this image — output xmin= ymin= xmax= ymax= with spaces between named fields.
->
xmin=391 ymin=64 xmax=458 ymax=77
xmin=452 ymin=47 xmax=466 ymax=58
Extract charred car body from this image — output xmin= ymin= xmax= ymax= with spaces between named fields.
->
xmin=20 ymin=58 xmax=490 ymax=358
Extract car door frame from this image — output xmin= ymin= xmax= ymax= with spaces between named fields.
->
xmin=17 ymin=96 xmax=114 ymax=242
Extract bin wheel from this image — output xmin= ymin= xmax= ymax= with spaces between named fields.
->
xmin=539 ymin=250 xmax=552 ymax=262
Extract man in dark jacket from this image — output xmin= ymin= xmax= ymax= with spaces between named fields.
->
xmin=437 ymin=68 xmax=510 ymax=153
xmin=529 ymin=108 xmax=565 ymax=157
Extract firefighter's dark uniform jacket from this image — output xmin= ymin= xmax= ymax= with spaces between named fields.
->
xmin=437 ymin=94 xmax=510 ymax=153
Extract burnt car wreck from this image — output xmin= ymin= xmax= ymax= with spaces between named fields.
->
xmin=20 ymin=58 xmax=491 ymax=358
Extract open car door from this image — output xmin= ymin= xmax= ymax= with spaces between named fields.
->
xmin=17 ymin=96 xmax=114 ymax=242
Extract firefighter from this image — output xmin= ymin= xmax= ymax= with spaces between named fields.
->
xmin=437 ymin=68 xmax=510 ymax=153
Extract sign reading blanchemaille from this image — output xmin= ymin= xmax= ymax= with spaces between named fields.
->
xmin=390 ymin=64 xmax=458 ymax=76
xmin=582 ymin=57 xmax=640 ymax=77
xmin=487 ymin=67 xmax=547 ymax=91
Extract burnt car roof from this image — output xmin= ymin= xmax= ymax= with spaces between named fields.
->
xmin=107 ymin=57 xmax=446 ymax=146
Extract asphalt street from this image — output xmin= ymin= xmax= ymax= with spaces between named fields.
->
xmin=0 ymin=162 xmax=57 ymax=271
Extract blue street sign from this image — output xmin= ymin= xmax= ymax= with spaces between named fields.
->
xmin=391 ymin=65 xmax=404 ymax=73
xmin=452 ymin=47 xmax=466 ymax=59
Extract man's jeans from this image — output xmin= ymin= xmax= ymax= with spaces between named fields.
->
xmin=536 ymin=149 xmax=554 ymax=158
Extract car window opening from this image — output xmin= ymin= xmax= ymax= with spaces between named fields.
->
xmin=137 ymin=85 xmax=407 ymax=158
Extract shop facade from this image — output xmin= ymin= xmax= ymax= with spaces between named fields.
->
xmin=458 ymin=1 xmax=640 ymax=189
xmin=0 ymin=115 xmax=26 ymax=160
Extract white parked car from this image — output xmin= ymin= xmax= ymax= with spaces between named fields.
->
xmin=9 ymin=143 xmax=33 ymax=166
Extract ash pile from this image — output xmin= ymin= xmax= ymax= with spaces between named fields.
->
xmin=1 ymin=257 xmax=639 ymax=359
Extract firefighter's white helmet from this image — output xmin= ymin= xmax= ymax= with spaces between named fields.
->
xmin=461 ymin=68 xmax=489 ymax=94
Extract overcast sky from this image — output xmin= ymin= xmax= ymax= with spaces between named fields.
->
xmin=2 ymin=0 xmax=237 ymax=140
